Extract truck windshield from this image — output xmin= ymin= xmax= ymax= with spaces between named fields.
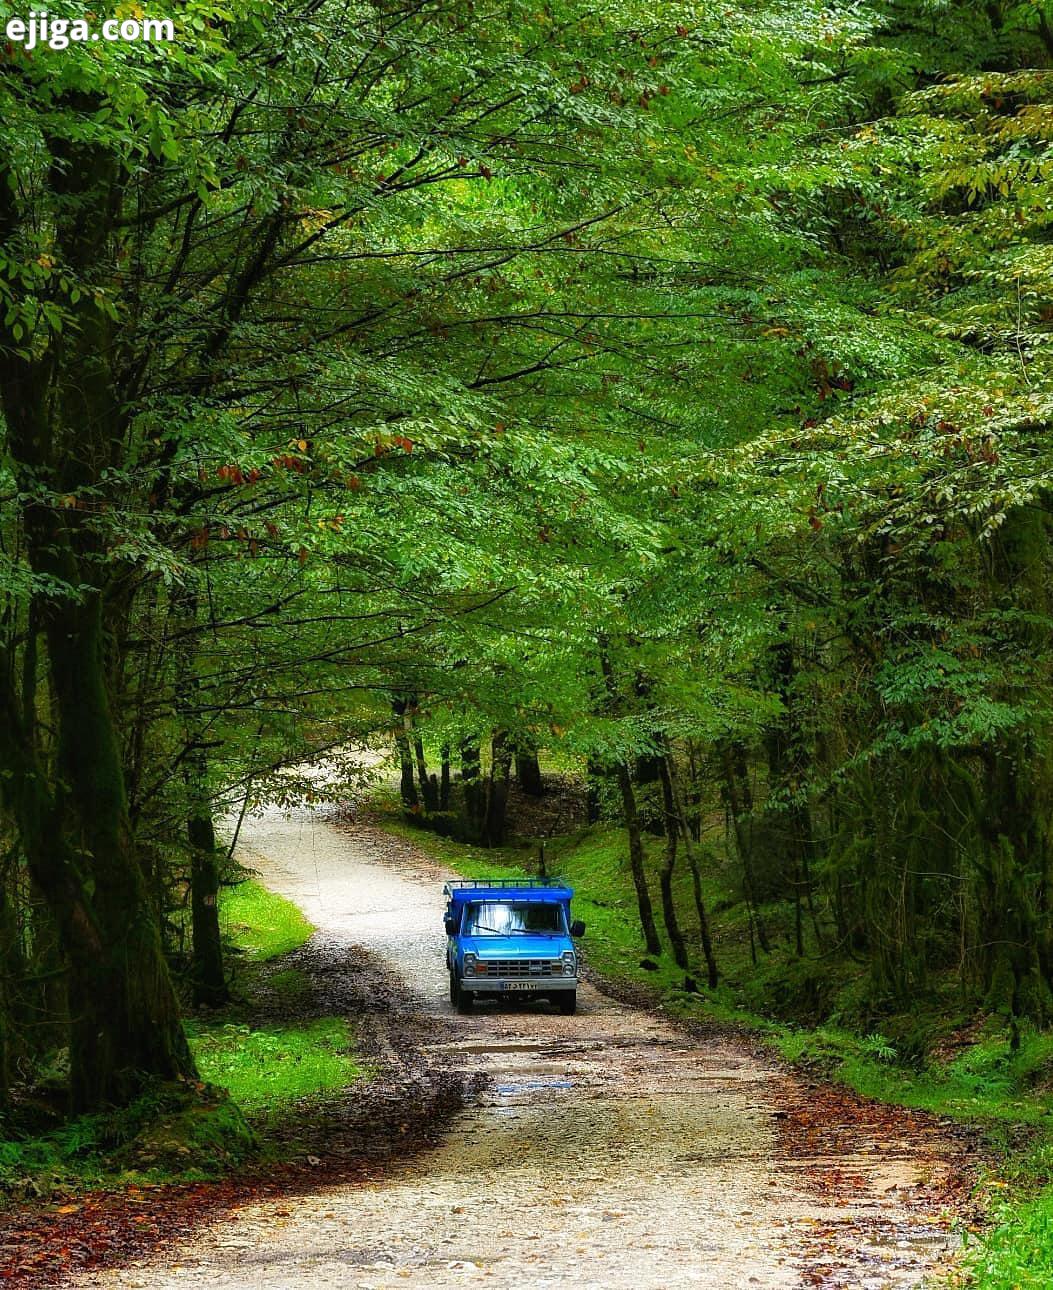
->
xmin=463 ymin=901 xmax=565 ymax=936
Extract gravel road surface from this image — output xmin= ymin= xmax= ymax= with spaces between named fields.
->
xmin=68 ymin=802 xmax=967 ymax=1289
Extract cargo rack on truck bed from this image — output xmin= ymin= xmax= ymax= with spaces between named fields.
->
xmin=442 ymin=878 xmax=570 ymax=891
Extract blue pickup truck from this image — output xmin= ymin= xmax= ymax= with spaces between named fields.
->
xmin=443 ymin=879 xmax=585 ymax=1015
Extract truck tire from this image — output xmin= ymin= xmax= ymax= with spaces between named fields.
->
xmin=449 ymin=969 xmax=460 ymax=1006
xmin=457 ymin=985 xmax=474 ymax=1013
xmin=558 ymin=991 xmax=577 ymax=1016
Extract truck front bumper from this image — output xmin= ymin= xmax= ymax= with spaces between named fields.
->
xmin=464 ymin=976 xmax=577 ymax=994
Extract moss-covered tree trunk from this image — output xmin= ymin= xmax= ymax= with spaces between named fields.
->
xmin=0 ymin=121 xmax=196 ymax=1109
xmin=45 ymin=594 xmax=197 ymax=1109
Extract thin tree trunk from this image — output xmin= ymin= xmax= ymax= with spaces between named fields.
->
xmin=175 ymin=585 xmax=228 ymax=1009
xmin=614 ymin=761 xmax=663 ymax=957
xmin=460 ymin=737 xmax=485 ymax=839
xmin=719 ymin=744 xmax=771 ymax=954
xmin=597 ymin=643 xmax=661 ymax=956
xmin=439 ymin=745 xmax=451 ymax=810
xmin=664 ymin=744 xmax=718 ymax=988
xmin=186 ymin=808 xmax=228 ymax=1008
xmin=413 ymin=734 xmax=439 ymax=811
xmin=657 ymin=758 xmax=689 ymax=969
xmin=392 ymin=699 xmax=418 ymax=809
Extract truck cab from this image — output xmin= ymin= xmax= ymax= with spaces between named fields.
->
xmin=443 ymin=879 xmax=585 ymax=1015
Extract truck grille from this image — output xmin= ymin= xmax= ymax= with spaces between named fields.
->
xmin=481 ymin=959 xmax=563 ymax=977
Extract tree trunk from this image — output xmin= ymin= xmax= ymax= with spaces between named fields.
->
xmin=175 ymin=585 xmax=228 ymax=1009
xmin=483 ymin=731 xmax=513 ymax=846
xmin=664 ymin=744 xmax=718 ymax=988
xmin=0 ymin=601 xmax=197 ymax=1110
xmin=460 ymin=737 xmax=485 ymax=839
xmin=515 ymin=747 xmax=543 ymax=797
xmin=614 ymin=761 xmax=663 ymax=956
xmin=719 ymin=744 xmax=770 ymax=954
xmin=657 ymin=758 xmax=689 ymax=969
xmin=440 ymin=745 xmax=451 ymax=810
xmin=392 ymin=699 xmax=419 ymax=809
xmin=585 ymin=759 xmax=605 ymax=823
xmin=413 ymin=734 xmax=439 ymax=811
xmin=47 ymin=595 xmax=197 ymax=1109
xmin=187 ymin=809 xmax=228 ymax=1009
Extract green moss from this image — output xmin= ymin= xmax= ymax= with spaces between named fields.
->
xmin=0 ymin=1082 xmax=256 ymax=1196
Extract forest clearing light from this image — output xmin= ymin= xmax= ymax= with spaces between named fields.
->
xmin=4 ymin=8 xmax=175 ymax=51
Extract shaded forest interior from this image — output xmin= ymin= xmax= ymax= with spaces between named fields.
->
xmin=1 ymin=2 xmax=1053 ymax=1239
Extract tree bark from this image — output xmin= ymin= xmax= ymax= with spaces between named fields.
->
xmin=440 ymin=745 xmax=451 ymax=810
xmin=514 ymin=747 xmax=544 ymax=797
xmin=413 ymin=734 xmax=439 ymax=811
xmin=0 ymin=110 xmax=196 ymax=1108
xmin=657 ymin=758 xmax=689 ymax=969
xmin=186 ymin=808 xmax=228 ymax=1008
xmin=392 ymin=699 xmax=419 ymax=809
xmin=483 ymin=731 xmax=513 ymax=846
xmin=719 ymin=744 xmax=770 ymax=954
xmin=664 ymin=743 xmax=718 ymax=988
xmin=460 ymin=737 xmax=485 ymax=839
xmin=614 ymin=761 xmax=663 ymax=957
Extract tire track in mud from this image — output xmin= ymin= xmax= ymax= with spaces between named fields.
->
xmin=64 ymin=803 xmax=973 ymax=1290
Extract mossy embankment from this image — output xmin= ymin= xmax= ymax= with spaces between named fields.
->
xmin=0 ymin=880 xmax=360 ymax=1201
xmin=373 ymin=785 xmax=1053 ymax=1289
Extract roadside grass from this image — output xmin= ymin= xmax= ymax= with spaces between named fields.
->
xmin=186 ymin=1018 xmax=360 ymax=1115
xmin=218 ymin=877 xmax=313 ymax=961
xmin=968 ymin=1186 xmax=1053 ymax=1288
xmin=374 ymin=787 xmax=1053 ymax=1286
xmin=0 ymin=878 xmax=359 ymax=1200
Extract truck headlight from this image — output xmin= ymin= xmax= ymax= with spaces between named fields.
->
xmin=464 ymin=953 xmax=478 ymax=977
xmin=562 ymin=951 xmax=576 ymax=976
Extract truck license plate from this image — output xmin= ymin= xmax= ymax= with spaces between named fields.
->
xmin=503 ymin=982 xmax=540 ymax=991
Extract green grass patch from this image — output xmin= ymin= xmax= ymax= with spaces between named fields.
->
xmin=219 ymin=878 xmax=313 ymax=960
xmin=967 ymin=1186 xmax=1053 ymax=1288
xmin=186 ymin=1017 xmax=360 ymax=1112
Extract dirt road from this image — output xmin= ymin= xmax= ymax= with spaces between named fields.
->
xmin=69 ymin=803 xmax=968 ymax=1289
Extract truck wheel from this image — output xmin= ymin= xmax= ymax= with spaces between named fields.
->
xmin=558 ymin=991 xmax=577 ymax=1016
xmin=449 ymin=969 xmax=462 ymax=1007
xmin=457 ymin=985 xmax=474 ymax=1013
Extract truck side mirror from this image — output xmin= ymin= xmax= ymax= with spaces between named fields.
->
xmin=570 ymin=920 xmax=586 ymax=938
xmin=444 ymin=916 xmax=458 ymax=936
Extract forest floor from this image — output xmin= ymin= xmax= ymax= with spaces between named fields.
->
xmin=7 ymin=800 xmax=979 ymax=1289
